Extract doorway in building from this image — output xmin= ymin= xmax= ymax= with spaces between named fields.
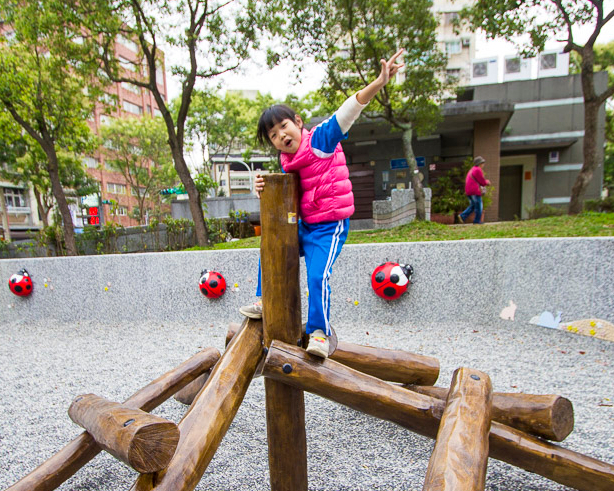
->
xmin=499 ymin=165 xmax=523 ymax=220
xmin=348 ymin=164 xmax=375 ymax=219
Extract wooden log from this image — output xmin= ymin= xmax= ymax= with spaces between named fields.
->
xmin=68 ymin=394 xmax=179 ymax=473
xmin=7 ymin=347 xmax=220 ymax=491
xmin=422 ymin=368 xmax=493 ymax=491
xmin=263 ymin=341 xmax=614 ymax=491
xmin=259 ymin=173 xmax=308 ymax=491
xmin=130 ymin=318 xmax=264 ymax=491
xmin=227 ymin=322 xmax=439 ymax=385
xmin=407 ymin=385 xmax=574 ymax=442
xmin=173 ymin=371 xmax=210 ymax=405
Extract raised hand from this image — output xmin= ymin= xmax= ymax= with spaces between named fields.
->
xmin=378 ymin=48 xmax=405 ymax=86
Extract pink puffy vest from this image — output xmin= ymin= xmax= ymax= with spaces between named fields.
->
xmin=280 ymin=129 xmax=354 ymax=223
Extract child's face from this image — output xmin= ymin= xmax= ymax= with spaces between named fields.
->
xmin=267 ymin=116 xmax=303 ymax=154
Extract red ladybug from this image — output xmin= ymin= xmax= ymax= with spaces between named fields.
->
xmin=8 ymin=268 xmax=33 ymax=297
xmin=199 ymin=269 xmax=226 ymax=298
xmin=371 ymin=262 xmax=413 ymax=300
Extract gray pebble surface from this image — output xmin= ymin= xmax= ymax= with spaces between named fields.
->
xmin=1 ymin=316 xmax=613 ymax=491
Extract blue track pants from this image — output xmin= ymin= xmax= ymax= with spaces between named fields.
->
xmin=256 ymin=218 xmax=349 ymax=336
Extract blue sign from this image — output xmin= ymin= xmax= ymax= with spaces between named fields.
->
xmin=390 ymin=158 xmax=408 ymax=169
xmin=416 ymin=156 xmax=426 ymax=167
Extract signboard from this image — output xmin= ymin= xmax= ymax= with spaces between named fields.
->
xmin=416 ymin=156 xmax=426 ymax=167
xmin=390 ymin=158 xmax=408 ymax=169
xmin=80 ymin=194 xmax=100 ymax=208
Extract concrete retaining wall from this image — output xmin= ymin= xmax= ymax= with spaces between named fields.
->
xmin=1 ymin=237 xmax=612 ymax=328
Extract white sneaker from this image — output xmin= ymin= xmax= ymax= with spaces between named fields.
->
xmin=239 ymin=301 xmax=262 ymax=319
xmin=306 ymin=329 xmax=329 ymax=358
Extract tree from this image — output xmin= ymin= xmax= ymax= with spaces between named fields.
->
xmin=269 ymin=0 xmax=452 ymax=220
xmin=605 ymin=100 xmax=614 ymax=194
xmin=100 ymin=116 xmax=174 ymax=224
xmin=68 ymin=0 xmax=269 ymax=246
xmin=0 ymin=1 xmax=102 ymax=255
xmin=460 ymin=1 xmax=614 ymax=214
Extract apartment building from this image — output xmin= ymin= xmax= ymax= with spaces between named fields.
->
xmin=80 ymin=35 xmax=169 ymax=228
xmin=0 ymin=26 xmax=169 ymax=239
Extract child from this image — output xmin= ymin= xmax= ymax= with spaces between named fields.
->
xmin=240 ymin=49 xmax=405 ymax=358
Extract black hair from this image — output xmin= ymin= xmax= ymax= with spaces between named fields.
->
xmin=256 ymin=105 xmax=299 ymax=147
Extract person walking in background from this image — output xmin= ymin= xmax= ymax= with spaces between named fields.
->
xmin=459 ymin=156 xmax=490 ymax=224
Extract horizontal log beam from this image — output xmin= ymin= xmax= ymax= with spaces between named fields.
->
xmin=8 ymin=347 xmax=220 ymax=491
xmin=263 ymin=341 xmax=614 ymax=491
xmin=174 ymin=371 xmax=211 ymax=406
xmin=227 ymin=322 xmax=439 ymax=386
xmin=130 ymin=318 xmax=264 ymax=491
xmin=68 ymin=394 xmax=179 ymax=473
xmin=423 ymin=368 xmax=492 ymax=491
xmin=407 ymin=385 xmax=574 ymax=442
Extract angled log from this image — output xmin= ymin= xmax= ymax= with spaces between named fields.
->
xmin=130 ymin=318 xmax=264 ymax=491
xmin=263 ymin=341 xmax=614 ymax=491
xmin=407 ymin=385 xmax=574 ymax=442
xmin=7 ymin=347 xmax=220 ymax=491
xmin=422 ymin=368 xmax=493 ymax=491
xmin=260 ymin=173 xmax=308 ymax=491
xmin=227 ymin=322 xmax=439 ymax=385
xmin=173 ymin=371 xmax=210 ymax=405
xmin=68 ymin=394 xmax=179 ymax=473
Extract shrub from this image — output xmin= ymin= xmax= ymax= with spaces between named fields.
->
xmin=526 ymin=203 xmax=565 ymax=219
xmin=584 ymin=196 xmax=614 ymax=213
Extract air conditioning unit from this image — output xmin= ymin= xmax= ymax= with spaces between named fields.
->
xmin=503 ymin=55 xmax=532 ymax=81
xmin=537 ymin=50 xmax=570 ymax=78
xmin=470 ymin=57 xmax=498 ymax=85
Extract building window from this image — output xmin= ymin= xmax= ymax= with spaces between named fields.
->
xmin=472 ymin=61 xmax=488 ymax=78
xmin=99 ymin=114 xmax=113 ymax=125
xmin=106 ymin=182 xmax=127 ymax=194
xmin=153 ymin=107 xmax=162 ymax=117
xmin=443 ymin=12 xmax=459 ymax=25
xmin=121 ymin=82 xmax=141 ymax=95
xmin=505 ymin=57 xmax=521 ymax=74
xmin=122 ymin=100 xmax=143 ymax=115
xmin=114 ymin=205 xmax=128 ymax=216
xmin=3 ymin=188 xmax=26 ymax=208
xmin=119 ymin=55 xmax=137 ymax=72
xmin=117 ymin=35 xmax=138 ymax=52
xmin=83 ymin=156 xmax=98 ymax=168
xmin=445 ymin=40 xmax=462 ymax=55
xmin=131 ymin=186 xmax=148 ymax=196
xmin=446 ymin=68 xmax=460 ymax=82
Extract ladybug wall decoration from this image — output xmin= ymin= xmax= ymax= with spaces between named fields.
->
xmin=199 ymin=269 xmax=226 ymax=298
xmin=8 ymin=268 xmax=33 ymax=297
xmin=371 ymin=262 xmax=413 ymax=300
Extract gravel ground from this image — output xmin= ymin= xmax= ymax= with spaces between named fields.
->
xmin=1 ymin=316 xmax=613 ymax=491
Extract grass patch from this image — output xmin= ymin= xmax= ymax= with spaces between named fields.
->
xmin=185 ymin=212 xmax=614 ymax=250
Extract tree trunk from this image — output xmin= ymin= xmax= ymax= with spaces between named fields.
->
xmin=44 ymin=144 xmax=77 ymax=255
xmin=569 ymin=51 xmax=601 ymax=214
xmin=569 ymin=97 xmax=600 ymax=214
xmin=0 ymin=187 xmax=11 ymax=241
xmin=401 ymin=125 xmax=427 ymax=220
xmin=170 ymin=146 xmax=209 ymax=246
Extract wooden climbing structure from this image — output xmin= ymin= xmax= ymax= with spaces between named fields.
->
xmin=7 ymin=174 xmax=614 ymax=491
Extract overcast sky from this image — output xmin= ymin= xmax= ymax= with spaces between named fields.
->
xmin=165 ymin=4 xmax=614 ymax=102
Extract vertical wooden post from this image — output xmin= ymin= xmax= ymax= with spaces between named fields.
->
xmin=260 ymin=173 xmax=308 ymax=491
xmin=422 ymin=368 xmax=493 ymax=491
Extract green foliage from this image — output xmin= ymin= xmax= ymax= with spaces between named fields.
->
xmin=227 ymin=209 xmax=253 ymax=239
xmin=100 ymin=116 xmax=176 ymax=224
xmin=526 ymin=203 xmax=565 ymax=220
xmin=163 ymin=217 xmax=194 ymax=251
xmin=585 ymin=196 xmax=614 ymax=213
xmin=431 ymin=159 xmax=471 ymax=215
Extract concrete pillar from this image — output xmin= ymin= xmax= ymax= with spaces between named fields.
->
xmin=473 ymin=120 xmax=501 ymax=222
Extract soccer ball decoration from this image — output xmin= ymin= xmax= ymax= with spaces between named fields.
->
xmin=371 ymin=262 xmax=413 ymax=300
xmin=8 ymin=268 xmax=33 ymax=297
xmin=199 ymin=269 xmax=226 ymax=299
